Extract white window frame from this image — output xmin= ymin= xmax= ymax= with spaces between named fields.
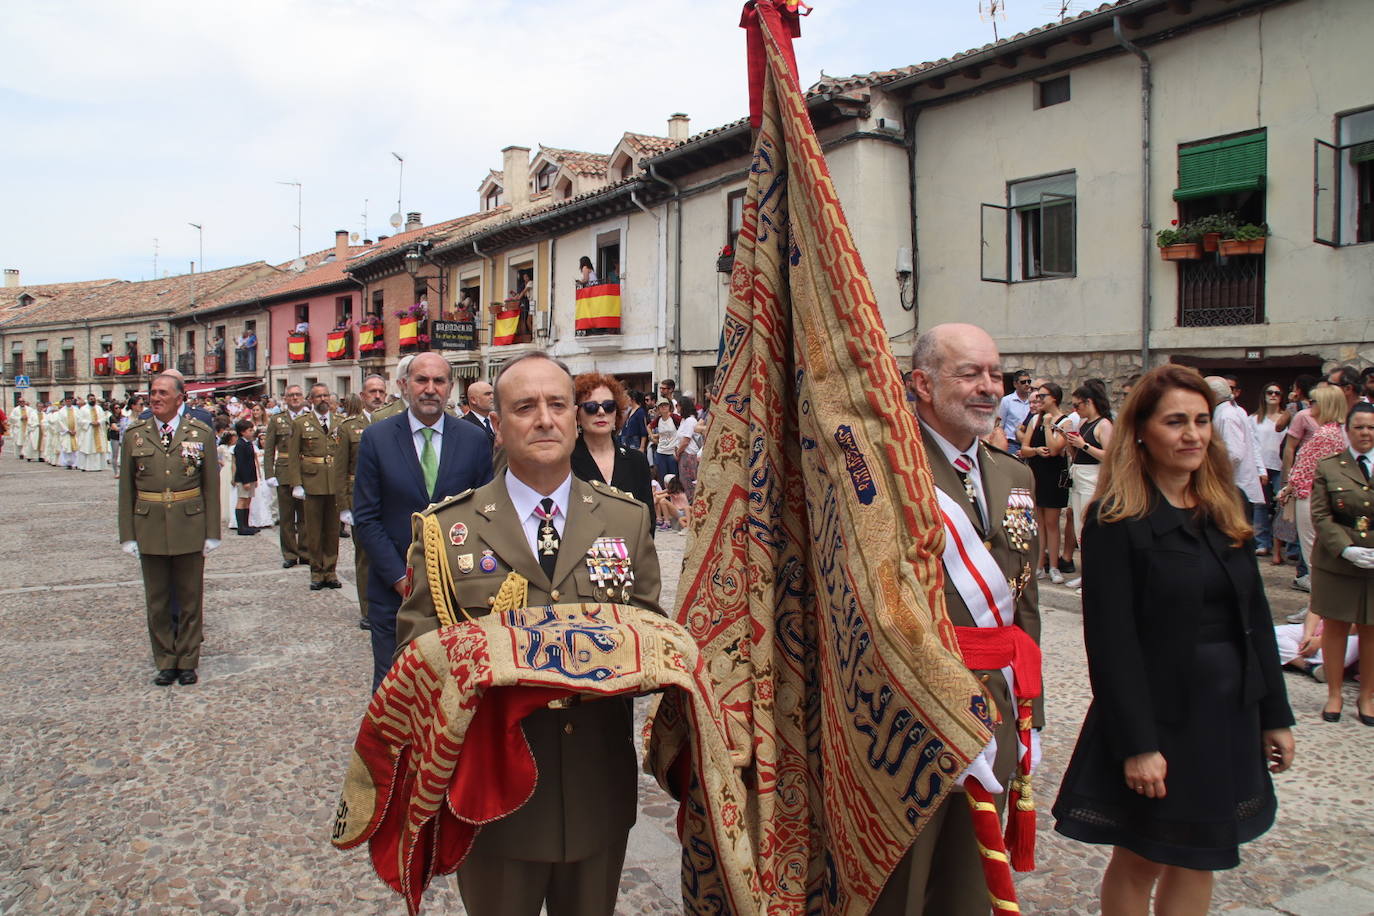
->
xmin=981 ymin=171 xmax=1077 ymax=283
xmin=1315 ymin=106 xmax=1374 ymax=247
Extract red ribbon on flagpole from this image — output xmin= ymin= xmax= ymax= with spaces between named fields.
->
xmin=740 ymin=1 xmax=806 ymax=128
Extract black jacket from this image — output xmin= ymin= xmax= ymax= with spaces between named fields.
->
xmin=570 ymin=437 xmax=654 ymax=521
xmin=232 ymin=438 xmax=259 ymax=485
xmin=1081 ymin=497 xmax=1294 ymax=762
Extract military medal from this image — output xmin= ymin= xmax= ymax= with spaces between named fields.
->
xmin=478 ymin=550 xmax=498 ymax=573
xmin=1359 ymin=517 xmax=1370 ymax=533
xmin=456 ymin=553 xmax=474 ymax=574
xmin=449 ymin=522 xmax=468 ymax=546
xmin=1002 ymin=487 xmax=1036 ymax=552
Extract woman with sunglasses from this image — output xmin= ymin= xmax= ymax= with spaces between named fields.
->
xmin=1252 ymin=382 xmax=1289 ymax=564
xmin=569 ymin=372 xmax=655 ymax=523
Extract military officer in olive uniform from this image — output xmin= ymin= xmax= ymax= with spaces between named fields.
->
xmin=396 ymin=352 xmax=661 ymax=916
xmin=1308 ymin=401 xmax=1374 ymax=712
xmin=263 ymin=384 xmax=309 ymax=568
xmin=118 ymin=373 xmax=220 ymax=687
xmin=334 ymin=373 xmax=389 ymax=627
xmin=288 ymin=383 xmax=345 ymax=590
xmin=875 ymin=323 xmax=1042 ymax=916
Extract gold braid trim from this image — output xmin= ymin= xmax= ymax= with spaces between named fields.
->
xmin=491 ymin=571 xmax=529 ymax=614
xmin=420 ymin=514 xmax=464 ymax=627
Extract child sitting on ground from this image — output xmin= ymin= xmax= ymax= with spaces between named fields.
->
xmin=653 ymin=474 xmax=690 ymax=531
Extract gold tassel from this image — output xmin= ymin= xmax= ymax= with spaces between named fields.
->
xmin=420 ymin=514 xmax=465 ymax=627
xmin=491 ymin=571 xmax=529 ymax=615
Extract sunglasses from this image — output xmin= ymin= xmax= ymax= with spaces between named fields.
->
xmin=1265 ymin=389 xmax=1282 ymax=396
xmin=580 ymin=399 xmax=618 ymax=416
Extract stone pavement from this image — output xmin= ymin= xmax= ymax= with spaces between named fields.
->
xmin=0 ymin=456 xmax=1369 ymax=915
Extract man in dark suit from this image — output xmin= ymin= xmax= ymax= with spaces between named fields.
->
xmin=460 ymin=379 xmax=497 ymax=444
xmin=874 ymin=322 xmax=1042 ymax=916
xmin=396 ymin=351 xmax=660 ymax=916
xmin=352 ymin=352 xmax=494 ymax=690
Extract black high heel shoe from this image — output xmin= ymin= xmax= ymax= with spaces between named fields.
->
xmin=1321 ymin=707 xmax=1342 ymax=723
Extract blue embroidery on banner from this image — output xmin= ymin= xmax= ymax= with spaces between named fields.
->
xmin=832 ymin=425 xmax=877 ymax=505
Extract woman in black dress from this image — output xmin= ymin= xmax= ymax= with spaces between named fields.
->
xmin=1018 ymin=381 xmax=1071 ymax=582
xmin=569 ymin=372 xmax=655 ymax=524
xmin=1052 ymin=365 xmax=1295 ymax=915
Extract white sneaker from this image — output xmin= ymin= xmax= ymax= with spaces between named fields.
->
xmin=1285 ymin=607 xmax=1309 ymax=624
xmin=1036 ymin=568 xmax=1048 ymax=580
xmin=1049 ymin=568 xmax=1065 ymax=585
xmin=1292 ymin=575 xmax=1311 ymax=593
xmin=1065 ymin=576 xmax=1082 ymax=589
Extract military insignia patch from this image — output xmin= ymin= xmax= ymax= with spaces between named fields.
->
xmin=456 ymin=553 xmax=474 ymax=574
xmin=449 ymin=522 xmax=468 ymax=546
xmin=479 ymin=550 xmax=498 ymax=573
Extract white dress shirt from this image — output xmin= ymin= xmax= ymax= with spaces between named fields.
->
xmin=505 ymin=471 xmax=571 ymax=561
xmin=407 ymin=410 xmax=443 ymax=466
xmin=1213 ymin=399 xmax=1266 ymax=503
xmin=154 ymin=413 xmax=181 ymax=440
xmin=920 ymin=420 xmax=986 ymax=523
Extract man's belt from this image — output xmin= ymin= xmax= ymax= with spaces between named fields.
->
xmin=275 ymin=452 xmax=291 ymax=460
xmin=302 ymin=455 xmax=332 ymax=464
xmin=137 ymin=487 xmax=203 ymax=503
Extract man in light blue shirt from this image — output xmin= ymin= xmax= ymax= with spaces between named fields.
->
xmin=996 ymin=370 xmax=1034 ymax=456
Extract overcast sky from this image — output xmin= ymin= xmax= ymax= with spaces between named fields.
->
xmin=3 ymin=0 xmax=1072 ymax=286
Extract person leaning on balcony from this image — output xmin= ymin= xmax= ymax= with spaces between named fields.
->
xmin=576 ymin=255 xmax=598 ymax=288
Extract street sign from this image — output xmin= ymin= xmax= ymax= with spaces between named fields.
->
xmin=13 ymin=375 xmax=30 ymax=389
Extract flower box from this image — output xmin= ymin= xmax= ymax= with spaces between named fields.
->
xmin=1218 ymin=238 xmax=1266 ymax=256
xmin=1159 ymin=243 xmax=1203 ymax=261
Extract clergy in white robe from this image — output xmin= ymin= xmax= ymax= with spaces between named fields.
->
xmin=54 ymin=402 xmax=79 ymax=468
xmin=75 ymin=398 xmax=110 ymax=471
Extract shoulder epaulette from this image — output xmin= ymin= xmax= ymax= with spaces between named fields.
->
xmin=126 ymin=417 xmax=151 ymax=432
xmin=421 ymin=488 xmax=475 ymax=515
xmin=185 ymin=416 xmax=214 ymax=433
xmin=980 ymin=440 xmax=1017 ymax=461
xmin=589 ymin=479 xmax=641 ymax=505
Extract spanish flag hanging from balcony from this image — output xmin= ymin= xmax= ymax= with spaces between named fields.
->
xmin=327 ymin=330 xmax=348 ymax=360
xmin=288 ymin=335 xmax=307 ymax=362
xmin=492 ymin=302 xmax=522 ymax=346
xmin=358 ymin=322 xmax=377 ymax=352
xmin=113 ymin=355 xmax=133 ymax=376
xmin=398 ymin=317 xmax=419 ymax=347
xmin=574 ymin=283 xmax=621 ymax=333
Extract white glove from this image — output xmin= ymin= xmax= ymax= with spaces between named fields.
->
xmin=1341 ymin=546 xmax=1374 ymax=569
xmin=203 ymin=539 xmax=221 ymax=556
xmin=957 ymin=736 xmax=1003 ymax=794
xmin=265 ymin=476 xmax=278 ymax=488
xmin=1029 ymin=728 xmax=1043 ymax=776
xmin=340 ymin=510 xmax=354 ymax=526
xmin=121 ymin=540 xmax=140 ymax=559
xmin=292 ymin=485 xmax=305 ymax=501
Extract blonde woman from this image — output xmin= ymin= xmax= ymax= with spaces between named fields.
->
xmin=1278 ymin=385 xmax=1350 ymax=586
xmin=1054 ymin=364 xmax=1294 ymax=914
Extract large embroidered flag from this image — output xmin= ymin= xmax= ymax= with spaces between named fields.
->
xmin=574 ymin=282 xmax=622 ymax=334
xmin=647 ymin=3 xmax=992 ymax=912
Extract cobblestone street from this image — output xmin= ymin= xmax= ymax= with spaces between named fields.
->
xmin=1 ymin=457 xmax=1370 ymax=914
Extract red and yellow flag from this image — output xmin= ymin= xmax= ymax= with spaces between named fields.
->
xmin=287 ymin=335 xmax=307 ymax=362
xmin=113 ymin=355 xmax=132 ymax=375
xmin=574 ymin=283 xmax=621 ymax=333
xmin=358 ymin=323 xmax=376 ymax=352
xmin=327 ymin=330 xmax=348 ymax=360
xmin=647 ymin=3 xmax=992 ymax=912
xmin=398 ymin=317 xmax=419 ymax=346
xmin=491 ymin=306 xmax=521 ymax=346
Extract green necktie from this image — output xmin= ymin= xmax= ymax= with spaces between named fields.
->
xmin=419 ymin=427 xmax=438 ymax=498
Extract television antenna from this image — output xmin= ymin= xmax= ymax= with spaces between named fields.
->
xmin=1043 ymin=0 xmax=1083 ymax=21
xmin=979 ymin=0 xmax=1007 ymax=41
xmin=390 ymin=153 xmax=404 ymax=230
xmin=276 ymin=180 xmax=303 ymax=256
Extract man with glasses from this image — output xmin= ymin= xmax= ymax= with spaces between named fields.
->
xmin=996 ymin=370 xmax=1035 ymax=457
xmin=1329 ymin=366 xmax=1361 ymax=413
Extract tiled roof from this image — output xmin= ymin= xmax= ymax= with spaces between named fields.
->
xmin=342 ymin=208 xmax=513 ymax=275
xmin=538 ymin=146 xmax=611 ymax=178
xmin=0 ymin=278 xmax=122 ymax=327
xmin=620 ymin=133 xmax=681 ymax=158
xmin=809 ymin=66 xmax=921 ymax=95
xmin=2 ymin=262 xmax=276 ymax=329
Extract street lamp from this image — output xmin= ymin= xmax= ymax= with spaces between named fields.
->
xmin=188 ymin=222 xmax=203 ymax=273
xmin=403 ymin=245 xmax=424 ymax=277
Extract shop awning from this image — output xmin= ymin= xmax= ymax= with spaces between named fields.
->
xmin=185 ymin=379 xmax=265 ymax=397
xmin=1173 ymin=133 xmax=1267 ymax=201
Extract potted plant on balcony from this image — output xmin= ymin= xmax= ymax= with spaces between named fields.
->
xmin=716 ymin=243 xmax=735 ymax=273
xmin=1190 ymin=212 xmax=1240 ymax=252
xmin=1219 ymin=223 xmax=1268 ymax=256
xmin=1156 ymin=223 xmax=1202 ymax=261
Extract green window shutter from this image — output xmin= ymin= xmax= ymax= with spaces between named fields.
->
xmin=1173 ymin=133 xmax=1267 ymax=200
xmin=1350 ymin=140 xmax=1374 ymax=164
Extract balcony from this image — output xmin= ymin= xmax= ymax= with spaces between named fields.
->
xmin=55 ymin=357 xmax=77 ymax=380
xmin=6 ymin=360 xmax=24 ymax=379
xmin=177 ymin=353 xmax=196 ymax=375
xmin=326 ymin=329 xmax=353 ymax=361
xmin=34 ymin=360 xmax=52 ymax=379
xmin=234 ymin=347 xmax=257 ymax=374
xmin=491 ymin=299 xmax=534 ymax=347
xmin=1177 ymin=255 xmax=1265 ymax=327
xmin=204 ymin=353 xmax=223 ymax=375
xmin=287 ymin=334 xmax=310 ymax=363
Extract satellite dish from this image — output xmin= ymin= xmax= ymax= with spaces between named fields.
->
xmin=350 ymin=232 xmax=360 ymax=242
xmin=389 ymin=212 xmax=403 ymax=229
xmin=290 ymin=258 xmax=307 ymax=273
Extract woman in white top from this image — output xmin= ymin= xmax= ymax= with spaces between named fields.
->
xmin=673 ymin=394 xmax=701 ymax=502
xmin=1252 ymin=382 xmax=1289 ymax=562
xmin=249 ymin=430 xmax=278 ymax=529
xmin=651 ymin=400 xmax=679 ymax=483
xmin=576 ymin=256 xmax=599 ymax=288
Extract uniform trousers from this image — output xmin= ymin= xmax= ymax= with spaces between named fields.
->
xmin=303 ymin=493 xmax=340 ymax=583
xmin=454 ymin=831 xmax=628 ymax=916
xmin=140 ymin=552 xmax=205 ymax=670
xmin=354 ymin=541 xmax=370 ymax=623
xmin=276 ymin=485 xmax=308 ymax=564
xmin=870 ymin=789 xmax=1003 ymax=916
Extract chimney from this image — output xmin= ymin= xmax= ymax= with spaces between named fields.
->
xmin=668 ymin=113 xmax=690 ymax=141
xmin=3 ymin=268 xmax=18 ymax=288
xmin=405 ymin=212 xmax=422 ymax=233
xmin=502 ymin=145 xmax=531 ymax=208
xmin=335 ymin=229 xmax=348 ymax=262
